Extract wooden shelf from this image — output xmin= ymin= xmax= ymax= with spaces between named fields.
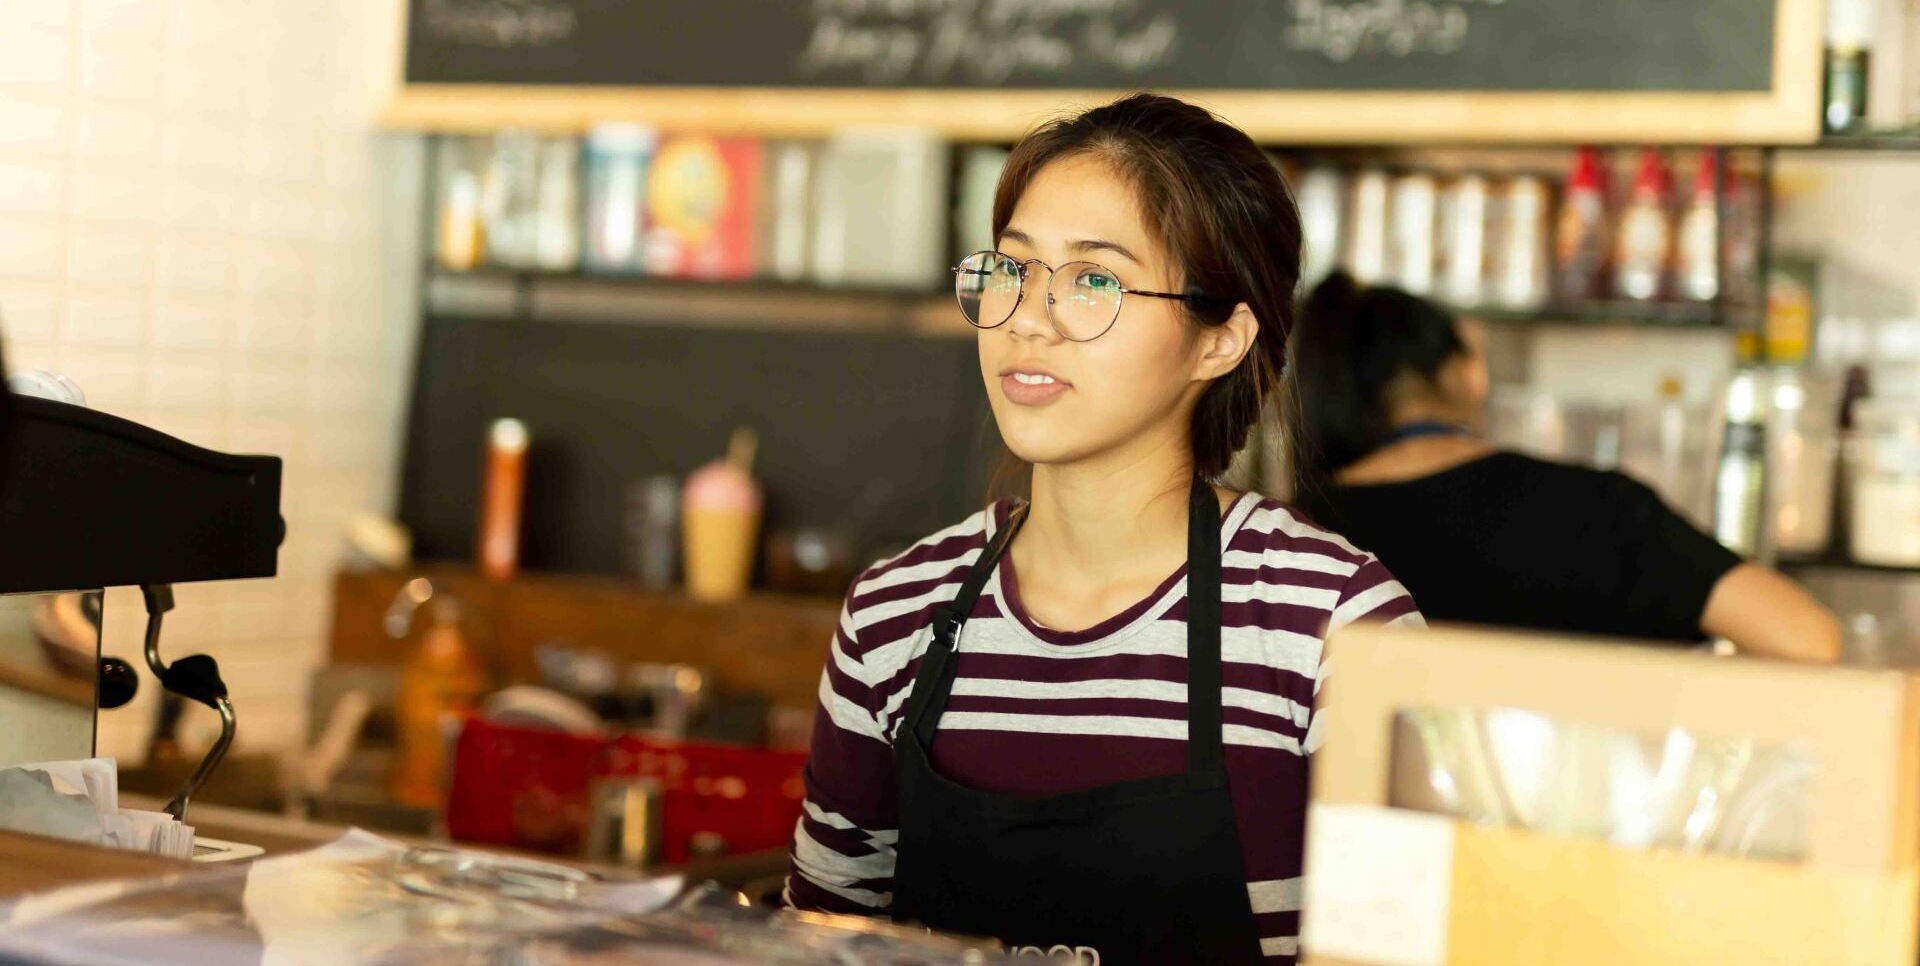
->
xmin=1801 ymin=131 xmax=1920 ymax=152
xmin=1462 ymin=300 xmax=1728 ymax=328
xmin=424 ymin=267 xmax=966 ymax=338
xmin=427 ymin=267 xmax=1739 ymax=335
xmin=328 ymin=567 xmax=844 ymax=712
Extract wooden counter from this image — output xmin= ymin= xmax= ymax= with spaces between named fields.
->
xmin=0 ymin=798 xmax=789 ymax=902
xmin=0 ymin=830 xmax=186 ymax=899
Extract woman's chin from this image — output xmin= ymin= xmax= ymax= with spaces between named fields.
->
xmin=998 ymin=431 xmax=1094 ymax=469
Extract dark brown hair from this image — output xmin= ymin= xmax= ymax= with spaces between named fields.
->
xmin=1290 ymin=271 xmax=1467 ymax=494
xmin=987 ymin=92 xmax=1303 ymax=488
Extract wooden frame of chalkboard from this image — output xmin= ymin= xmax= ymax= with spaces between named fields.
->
xmin=385 ymin=0 xmax=1822 ymax=145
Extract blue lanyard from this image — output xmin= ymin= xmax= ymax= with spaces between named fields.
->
xmin=1381 ymin=421 xmax=1472 ymax=447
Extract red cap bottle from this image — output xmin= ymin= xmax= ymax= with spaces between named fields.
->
xmin=1614 ymin=148 xmax=1674 ymax=302
xmin=1553 ymin=146 xmax=1612 ymax=301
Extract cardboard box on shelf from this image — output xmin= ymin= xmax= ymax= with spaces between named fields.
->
xmin=1302 ymin=623 xmax=1920 ymax=966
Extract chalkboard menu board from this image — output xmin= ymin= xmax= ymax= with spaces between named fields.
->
xmin=408 ymin=0 xmax=1771 ymax=92
xmin=389 ymin=0 xmax=1821 ymax=143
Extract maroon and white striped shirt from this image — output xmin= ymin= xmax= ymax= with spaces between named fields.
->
xmin=786 ymin=494 xmax=1423 ymax=964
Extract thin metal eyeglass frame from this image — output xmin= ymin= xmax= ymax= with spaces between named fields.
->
xmin=951 ymin=250 xmax=1225 ymax=343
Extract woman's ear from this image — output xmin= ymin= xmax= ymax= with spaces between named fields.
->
xmin=1194 ymin=303 xmax=1259 ymax=382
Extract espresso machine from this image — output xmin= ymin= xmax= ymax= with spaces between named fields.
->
xmin=0 ymin=391 xmax=282 ymax=825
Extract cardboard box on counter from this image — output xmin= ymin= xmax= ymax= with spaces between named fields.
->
xmin=1302 ymin=624 xmax=1920 ymax=966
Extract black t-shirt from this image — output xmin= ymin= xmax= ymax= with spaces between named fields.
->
xmin=1295 ymin=452 xmax=1743 ymax=643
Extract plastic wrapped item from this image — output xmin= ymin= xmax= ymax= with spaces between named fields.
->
xmin=0 ymin=833 xmax=1000 ymax=966
xmin=1389 ymin=708 xmax=1817 ymax=861
xmin=0 ymin=831 xmax=682 ymax=966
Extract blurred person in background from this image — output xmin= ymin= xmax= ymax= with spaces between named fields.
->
xmin=1289 ymin=271 xmax=1840 ymax=663
xmin=786 ymin=95 xmax=1419 ymax=966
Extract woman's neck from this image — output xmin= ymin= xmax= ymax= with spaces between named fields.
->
xmin=1026 ymin=462 xmax=1189 ymax=582
xmin=1336 ymin=432 xmax=1493 ymax=486
xmin=1010 ymin=433 xmax=1233 ymax=630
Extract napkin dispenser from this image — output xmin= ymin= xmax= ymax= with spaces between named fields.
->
xmin=0 ymin=393 xmax=283 ymax=821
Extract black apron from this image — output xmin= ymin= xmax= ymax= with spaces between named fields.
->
xmin=891 ymin=478 xmax=1265 ymax=966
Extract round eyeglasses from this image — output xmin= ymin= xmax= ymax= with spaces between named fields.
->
xmin=952 ymin=250 xmax=1225 ymax=343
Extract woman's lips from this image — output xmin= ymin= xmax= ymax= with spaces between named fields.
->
xmin=1000 ymin=370 xmax=1070 ymax=406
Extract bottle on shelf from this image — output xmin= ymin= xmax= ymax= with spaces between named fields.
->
xmin=478 ymin=418 xmax=529 ymax=582
xmin=582 ymin=124 xmax=658 ymax=275
xmin=1495 ymin=174 xmax=1551 ymax=311
xmin=1613 ymin=147 xmax=1675 ymax=303
xmin=1714 ymin=370 xmax=1769 ymax=558
xmin=1346 ymin=168 xmax=1392 ymax=285
xmin=533 ymin=137 xmax=582 ymax=271
xmin=1675 ymin=150 xmax=1721 ymax=304
xmin=1439 ymin=172 xmax=1492 ymax=308
xmin=1824 ymin=0 xmax=1876 ymax=132
xmin=434 ymin=138 xmax=487 ymax=272
xmin=390 ymin=589 xmax=489 ymax=811
xmin=1553 ymin=146 xmax=1612 ymax=303
xmin=1389 ymin=170 xmax=1440 ymax=296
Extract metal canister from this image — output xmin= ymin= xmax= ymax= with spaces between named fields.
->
xmin=582 ymin=777 xmax=665 ymax=869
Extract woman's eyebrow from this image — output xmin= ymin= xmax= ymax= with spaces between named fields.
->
xmin=1068 ymin=238 xmax=1142 ymax=266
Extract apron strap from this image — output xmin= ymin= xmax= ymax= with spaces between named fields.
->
xmin=900 ymin=485 xmax=1228 ymax=778
xmin=1185 ymin=477 xmax=1227 ymax=775
xmin=902 ymin=502 xmax=1029 ymax=746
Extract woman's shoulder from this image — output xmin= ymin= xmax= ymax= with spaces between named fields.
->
xmin=1231 ymin=495 xmax=1380 ymax=573
xmin=840 ymin=501 xmax=1013 ymax=628
xmin=1229 ymin=495 xmax=1425 ymax=631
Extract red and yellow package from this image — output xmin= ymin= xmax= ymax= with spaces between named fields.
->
xmin=643 ymin=135 xmax=765 ymax=280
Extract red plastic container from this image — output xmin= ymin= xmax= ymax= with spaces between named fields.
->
xmin=447 ymin=718 xmax=808 ymax=865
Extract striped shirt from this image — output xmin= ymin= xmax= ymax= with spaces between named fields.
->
xmin=786 ymin=494 xmax=1423 ymax=964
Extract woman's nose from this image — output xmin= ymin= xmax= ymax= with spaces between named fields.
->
xmin=1005 ymin=268 xmax=1060 ymax=342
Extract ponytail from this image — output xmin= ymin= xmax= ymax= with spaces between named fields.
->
xmin=1286 ymin=272 xmax=1466 ymax=495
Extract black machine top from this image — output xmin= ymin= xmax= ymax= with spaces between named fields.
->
xmin=0 ymin=394 xmax=283 ymax=594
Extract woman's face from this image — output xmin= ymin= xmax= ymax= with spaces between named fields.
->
xmin=980 ymin=154 xmax=1242 ymax=472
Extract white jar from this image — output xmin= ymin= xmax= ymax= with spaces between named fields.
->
xmin=1849 ymin=400 xmax=1920 ymax=567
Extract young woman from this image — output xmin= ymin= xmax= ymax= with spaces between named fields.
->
xmin=1289 ymin=271 xmax=1840 ymax=661
xmin=785 ymin=95 xmax=1420 ymax=966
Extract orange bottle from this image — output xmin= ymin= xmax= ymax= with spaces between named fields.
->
xmin=478 ymin=418 xmax=529 ymax=581
xmin=389 ymin=598 xmax=488 ymax=810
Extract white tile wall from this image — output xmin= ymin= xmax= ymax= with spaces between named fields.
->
xmin=0 ymin=0 xmax=414 ymax=761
